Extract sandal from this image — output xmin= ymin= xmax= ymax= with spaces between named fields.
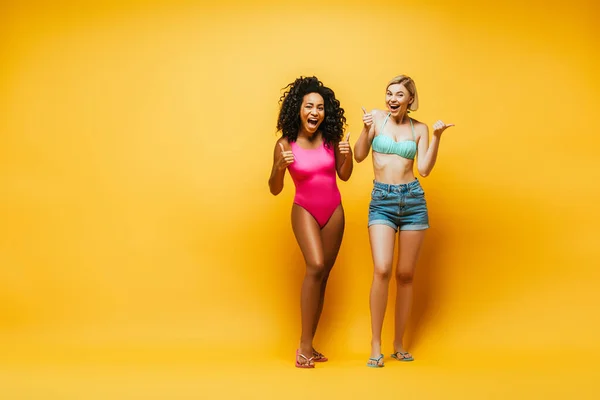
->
xmin=366 ymin=354 xmax=384 ymax=368
xmin=391 ymin=351 xmax=414 ymax=362
xmin=312 ymin=349 xmax=328 ymax=362
xmin=295 ymin=349 xmax=315 ymax=368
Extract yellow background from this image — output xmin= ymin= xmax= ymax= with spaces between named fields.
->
xmin=1 ymin=0 xmax=599 ymax=398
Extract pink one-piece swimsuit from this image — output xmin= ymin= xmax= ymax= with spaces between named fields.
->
xmin=287 ymin=141 xmax=341 ymax=228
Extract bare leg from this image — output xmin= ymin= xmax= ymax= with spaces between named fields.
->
xmin=312 ymin=205 xmax=344 ymax=356
xmin=291 ymin=204 xmax=326 ymax=366
xmin=393 ymin=230 xmax=425 ymax=359
xmin=367 ymin=224 xmax=396 ymax=366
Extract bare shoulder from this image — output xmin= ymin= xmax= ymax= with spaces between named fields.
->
xmin=371 ymin=108 xmax=387 ymax=117
xmin=371 ymin=108 xmax=387 ymax=124
xmin=410 ymin=118 xmax=429 ymax=137
xmin=272 ymin=136 xmax=292 ymax=155
xmin=276 ymin=136 xmax=290 ymax=146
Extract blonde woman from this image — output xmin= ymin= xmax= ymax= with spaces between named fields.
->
xmin=354 ymin=75 xmax=454 ymax=367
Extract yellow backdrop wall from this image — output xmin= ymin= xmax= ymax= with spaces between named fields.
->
xmin=1 ymin=1 xmax=599 ymax=396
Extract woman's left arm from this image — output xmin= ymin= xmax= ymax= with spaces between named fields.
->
xmin=335 ymin=133 xmax=353 ymax=181
xmin=416 ymin=120 xmax=454 ymax=177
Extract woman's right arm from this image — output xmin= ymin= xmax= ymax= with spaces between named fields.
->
xmin=268 ymin=138 xmax=294 ymax=195
xmin=354 ymin=108 xmax=376 ymax=163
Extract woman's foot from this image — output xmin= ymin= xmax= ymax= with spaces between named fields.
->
xmin=367 ymin=354 xmax=384 ymax=368
xmin=312 ymin=348 xmax=328 ymax=362
xmin=295 ymin=349 xmax=315 ymax=368
xmin=367 ymin=342 xmax=385 ymax=367
xmin=391 ymin=349 xmax=414 ymax=362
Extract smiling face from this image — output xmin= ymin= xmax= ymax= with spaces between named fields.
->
xmin=385 ymin=83 xmax=414 ymax=116
xmin=299 ymin=92 xmax=325 ymax=134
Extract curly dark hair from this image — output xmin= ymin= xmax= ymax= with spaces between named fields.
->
xmin=277 ymin=76 xmax=346 ymax=146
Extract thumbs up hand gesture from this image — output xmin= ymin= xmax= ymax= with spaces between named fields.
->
xmin=362 ymin=107 xmax=373 ymax=128
xmin=433 ymin=120 xmax=455 ymax=137
xmin=277 ymin=142 xmax=295 ymax=171
xmin=338 ymin=132 xmax=352 ymax=158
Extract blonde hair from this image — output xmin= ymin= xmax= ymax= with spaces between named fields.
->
xmin=386 ymin=75 xmax=419 ymax=111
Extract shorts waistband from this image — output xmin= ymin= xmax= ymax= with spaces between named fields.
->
xmin=373 ymin=178 xmax=420 ymax=193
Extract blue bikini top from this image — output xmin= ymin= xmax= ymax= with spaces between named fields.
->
xmin=371 ymin=113 xmax=417 ymax=160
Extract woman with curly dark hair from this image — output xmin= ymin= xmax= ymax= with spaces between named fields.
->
xmin=268 ymin=76 xmax=353 ymax=368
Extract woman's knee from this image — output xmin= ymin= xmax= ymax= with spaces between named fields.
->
xmin=396 ymin=270 xmax=414 ymax=285
xmin=306 ymin=260 xmax=327 ymax=280
xmin=373 ymin=263 xmax=392 ymax=281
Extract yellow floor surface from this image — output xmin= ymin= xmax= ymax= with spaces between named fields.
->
xmin=2 ymin=345 xmax=598 ymax=399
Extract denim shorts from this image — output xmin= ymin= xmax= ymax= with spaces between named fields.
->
xmin=368 ymin=179 xmax=429 ymax=231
